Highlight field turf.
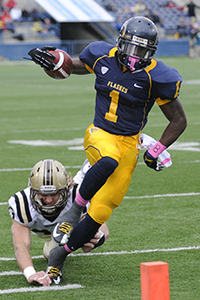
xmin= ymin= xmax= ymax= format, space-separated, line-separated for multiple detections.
xmin=0 ymin=56 xmax=200 ymax=299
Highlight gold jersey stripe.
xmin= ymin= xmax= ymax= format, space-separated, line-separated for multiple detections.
xmin=155 ymin=98 xmax=171 ymax=106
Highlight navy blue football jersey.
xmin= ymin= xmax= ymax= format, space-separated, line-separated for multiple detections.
xmin=79 ymin=41 xmax=182 ymax=136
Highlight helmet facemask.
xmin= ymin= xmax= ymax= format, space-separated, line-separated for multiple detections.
xmin=29 ymin=159 xmax=70 ymax=218
xmin=30 ymin=186 xmax=69 ymax=218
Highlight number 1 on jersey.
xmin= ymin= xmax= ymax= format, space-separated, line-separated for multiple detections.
xmin=105 ymin=90 xmax=119 ymax=123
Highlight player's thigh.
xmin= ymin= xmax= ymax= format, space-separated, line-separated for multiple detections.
xmin=84 ymin=124 xmax=121 ymax=165
xmin=88 ymin=142 xmax=139 ymax=224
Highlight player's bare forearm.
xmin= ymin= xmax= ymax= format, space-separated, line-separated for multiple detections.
xmin=72 ymin=58 xmax=90 ymax=74
xmin=159 ymin=97 xmax=187 ymax=147
xmin=11 ymin=220 xmax=52 ymax=285
xmin=11 ymin=220 xmax=33 ymax=271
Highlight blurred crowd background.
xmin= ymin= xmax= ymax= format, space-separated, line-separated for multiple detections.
xmin=0 ymin=0 xmax=200 ymax=52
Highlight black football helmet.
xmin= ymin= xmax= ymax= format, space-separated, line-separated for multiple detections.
xmin=116 ymin=16 xmax=158 ymax=71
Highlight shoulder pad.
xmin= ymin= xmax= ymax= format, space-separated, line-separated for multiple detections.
xmin=151 ymin=60 xmax=182 ymax=84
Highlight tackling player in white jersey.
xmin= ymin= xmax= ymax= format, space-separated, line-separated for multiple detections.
xmin=8 ymin=159 xmax=109 ymax=286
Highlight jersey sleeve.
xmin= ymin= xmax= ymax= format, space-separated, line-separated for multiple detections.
xmin=150 ymin=60 xmax=182 ymax=105
xmin=8 ymin=188 xmax=34 ymax=227
xmin=79 ymin=41 xmax=114 ymax=72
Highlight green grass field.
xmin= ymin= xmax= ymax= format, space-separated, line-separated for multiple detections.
xmin=0 ymin=56 xmax=200 ymax=299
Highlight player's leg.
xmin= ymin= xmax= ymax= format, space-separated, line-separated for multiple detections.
xmin=87 ymin=133 xmax=140 ymax=224
xmin=43 ymin=237 xmax=59 ymax=261
xmin=75 ymin=124 xmax=121 ymax=207
xmin=53 ymin=124 xmax=121 ymax=245
xmin=66 ymin=133 xmax=140 ymax=249
xmin=63 ymin=125 xmax=123 ymax=247
xmin=31 ymin=232 xmax=58 ymax=261
xmin=48 ymin=132 xmax=139 ymax=282
xmin=54 ymin=131 xmax=139 ymax=248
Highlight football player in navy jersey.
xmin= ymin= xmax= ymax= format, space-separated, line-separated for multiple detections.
xmin=28 ymin=16 xmax=187 ymax=282
xmin=8 ymin=159 xmax=109 ymax=286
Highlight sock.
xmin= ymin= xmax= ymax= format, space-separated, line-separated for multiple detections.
xmin=66 ymin=214 xmax=101 ymax=251
xmin=61 ymin=201 xmax=85 ymax=228
xmin=47 ymin=246 xmax=68 ymax=270
xmin=64 ymin=244 xmax=72 ymax=253
xmin=75 ymin=191 xmax=89 ymax=207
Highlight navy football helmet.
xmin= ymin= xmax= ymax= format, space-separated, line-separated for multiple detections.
xmin=117 ymin=16 xmax=158 ymax=71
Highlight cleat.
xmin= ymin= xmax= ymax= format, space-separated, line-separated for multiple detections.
xmin=46 ymin=266 xmax=62 ymax=285
xmin=53 ymin=222 xmax=73 ymax=245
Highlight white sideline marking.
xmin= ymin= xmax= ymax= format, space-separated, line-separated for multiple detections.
xmin=69 ymin=245 xmax=200 ymax=256
xmin=0 ymin=165 xmax=82 ymax=172
xmin=184 ymin=79 xmax=200 ymax=85
xmin=1 ymin=245 xmax=200 ymax=262
xmin=124 ymin=192 xmax=200 ymax=199
xmin=0 ymin=159 xmax=199 ymax=173
xmin=7 ymin=140 xmax=200 ymax=152
xmin=8 ymin=138 xmax=84 ymax=147
xmin=0 ymin=284 xmax=84 ymax=294
xmin=1 ymin=127 xmax=83 ymax=134
xmin=1 ymin=192 xmax=200 ymax=206
xmin=0 ymin=246 xmax=199 ymax=294
xmin=1 ymin=120 xmax=199 ymax=135
xmin=0 ymin=271 xmax=22 ymax=276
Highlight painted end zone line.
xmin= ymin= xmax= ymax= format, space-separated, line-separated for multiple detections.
xmin=0 ymin=284 xmax=84 ymax=294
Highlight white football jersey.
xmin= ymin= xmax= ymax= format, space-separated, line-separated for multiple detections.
xmin=8 ymin=160 xmax=91 ymax=238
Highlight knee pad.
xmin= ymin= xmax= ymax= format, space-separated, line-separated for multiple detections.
xmin=97 ymin=157 xmax=119 ymax=177
xmin=43 ymin=238 xmax=59 ymax=261
xmin=79 ymin=157 xmax=118 ymax=200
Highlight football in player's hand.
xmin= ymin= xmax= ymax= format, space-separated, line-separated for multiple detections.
xmin=44 ymin=49 xmax=73 ymax=79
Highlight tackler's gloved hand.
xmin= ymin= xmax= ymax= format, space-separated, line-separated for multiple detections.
xmin=25 ymin=46 xmax=57 ymax=71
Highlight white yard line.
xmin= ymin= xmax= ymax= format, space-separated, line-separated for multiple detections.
xmin=1 ymin=244 xmax=200 ymax=294
xmin=0 ymin=165 xmax=82 ymax=172
xmin=1 ymin=245 xmax=200 ymax=262
xmin=0 ymin=284 xmax=84 ymax=294
xmin=1 ymin=191 xmax=200 ymax=206
xmin=0 ymin=244 xmax=200 ymax=295
xmin=124 ymin=192 xmax=200 ymax=199
xmin=0 ymin=160 xmax=199 ymax=173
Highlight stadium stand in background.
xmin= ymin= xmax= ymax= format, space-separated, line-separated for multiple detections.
xmin=0 ymin=0 xmax=60 ymax=42
xmin=96 ymin=0 xmax=200 ymax=36
xmin=1 ymin=0 xmax=200 ymax=50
